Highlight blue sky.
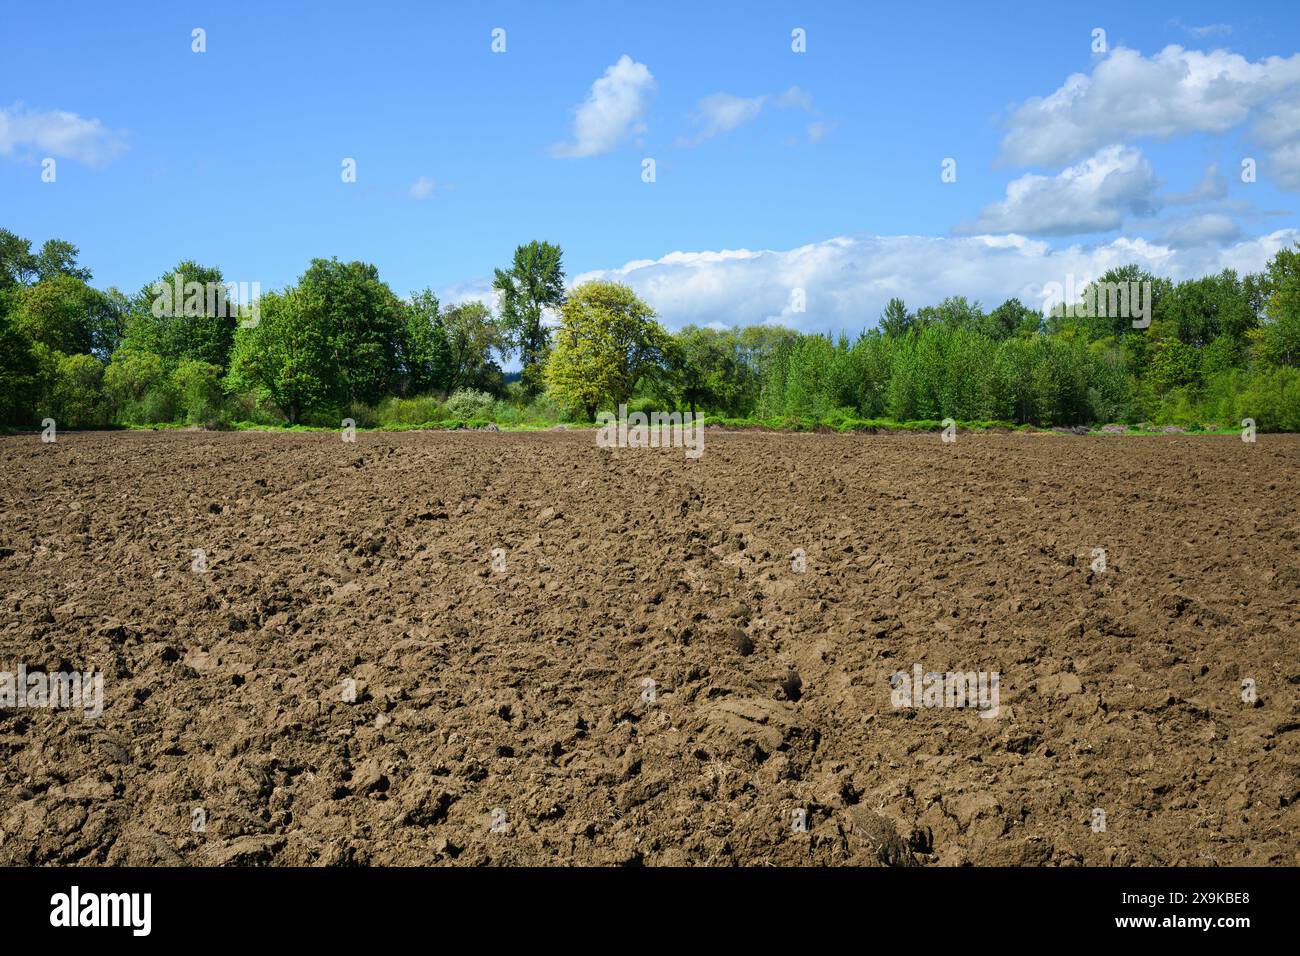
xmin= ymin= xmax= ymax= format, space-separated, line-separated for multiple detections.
xmin=3 ymin=0 xmax=1298 ymax=335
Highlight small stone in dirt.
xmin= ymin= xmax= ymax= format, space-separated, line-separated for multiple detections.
xmin=727 ymin=627 xmax=754 ymax=656
xmin=844 ymin=806 xmax=917 ymax=866
xmin=779 ymin=671 xmax=802 ymax=701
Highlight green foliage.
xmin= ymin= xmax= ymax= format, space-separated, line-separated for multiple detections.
xmin=0 ymin=310 xmax=41 ymax=425
xmin=122 ymin=261 xmax=237 ymax=369
xmin=493 ymin=241 xmax=565 ymax=396
xmin=544 ymin=281 xmax=671 ymax=419
xmin=298 ymin=257 xmax=406 ymax=406
xmin=171 ymin=359 xmax=225 ymax=425
xmin=1252 ymin=246 xmax=1300 ymax=367
xmin=226 ymin=289 xmax=331 ymax=424
xmin=49 ymin=352 xmax=108 ymax=428
xmin=2 ymin=226 xmax=1297 ymax=434
xmin=373 ymin=395 xmax=448 ymax=427
xmin=400 ymin=289 xmax=451 ymax=396
xmin=13 ymin=275 xmax=97 ymax=354
xmin=440 ymin=300 xmax=505 ymax=395
xmin=104 ymin=350 xmax=176 ymax=424
xmin=443 ymin=388 xmax=497 ymax=421
xmin=1153 ymin=367 xmax=1300 ymax=432
xmin=880 ymin=298 xmax=911 ymax=338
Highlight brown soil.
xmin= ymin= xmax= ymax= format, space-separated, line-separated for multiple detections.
xmin=1 ymin=430 xmax=1297 ymax=866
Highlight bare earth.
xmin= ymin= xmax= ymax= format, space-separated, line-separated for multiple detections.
xmin=1 ymin=429 xmax=1297 ymax=866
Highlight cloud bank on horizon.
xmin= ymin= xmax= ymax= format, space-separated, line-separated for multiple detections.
xmin=561 ymin=230 xmax=1300 ymax=334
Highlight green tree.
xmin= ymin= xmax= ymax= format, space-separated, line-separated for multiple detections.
xmin=12 ymin=275 xmax=97 ymax=354
xmin=122 ymin=261 xmax=238 ymax=369
xmin=399 ymin=289 xmax=452 ymax=396
xmin=34 ymin=239 xmax=92 ymax=283
xmin=0 ymin=311 xmax=41 ymax=425
xmin=1252 ymin=245 xmax=1300 ymax=367
xmin=985 ymin=298 xmax=1042 ymax=339
xmin=880 ymin=298 xmax=912 ymax=338
xmin=440 ymin=300 xmax=504 ymax=396
xmin=89 ymin=287 xmax=131 ymax=360
xmin=493 ymin=241 xmax=565 ymax=396
xmin=49 ymin=353 xmax=107 ymax=427
xmin=0 ymin=228 xmax=38 ymax=289
xmin=171 ymin=359 xmax=225 ymax=425
xmin=298 ymin=257 xmax=405 ymax=407
xmin=666 ymin=326 xmax=747 ymax=416
xmin=104 ymin=349 xmax=176 ymax=424
xmin=226 ymin=289 xmax=332 ymax=424
xmin=544 ymin=282 xmax=670 ymax=419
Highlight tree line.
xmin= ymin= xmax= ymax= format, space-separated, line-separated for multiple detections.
xmin=1 ymin=226 xmax=1297 ymax=432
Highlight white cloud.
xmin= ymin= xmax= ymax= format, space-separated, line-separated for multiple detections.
xmin=688 ymin=92 xmax=766 ymax=143
xmin=570 ymin=230 xmax=1299 ymax=333
xmin=550 ymin=55 xmax=655 ymax=158
xmin=436 ymin=278 xmax=497 ymax=311
xmin=1171 ymin=21 xmax=1233 ymax=39
xmin=1267 ymin=141 xmax=1300 ymax=191
xmin=1158 ymin=213 xmax=1243 ymax=246
xmin=408 ymin=176 xmax=439 ymax=200
xmin=678 ymin=86 xmax=818 ymax=146
xmin=959 ymin=146 xmax=1159 ymax=236
xmin=773 ymin=86 xmax=814 ymax=111
xmin=0 ymin=104 xmax=125 ymax=166
xmin=1000 ymin=46 xmax=1300 ymax=168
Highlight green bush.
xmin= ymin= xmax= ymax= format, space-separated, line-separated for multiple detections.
xmin=374 ymin=395 xmax=447 ymax=426
xmin=1154 ymin=367 xmax=1300 ymax=432
xmin=50 ymin=352 xmax=108 ymax=428
xmin=170 ymin=359 xmax=224 ymax=425
xmin=104 ymin=350 xmax=176 ymax=424
xmin=444 ymin=388 xmax=496 ymax=421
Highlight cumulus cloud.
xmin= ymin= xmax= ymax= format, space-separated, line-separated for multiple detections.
xmin=550 ymin=55 xmax=655 ymax=158
xmin=571 ymin=230 xmax=1299 ymax=333
xmin=0 ymin=104 xmax=126 ymax=165
xmin=1253 ymin=93 xmax=1300 ymax=189
xmin=999 ymin=46 xmax=1300 ymax=169
xmin=958 ymin=145 xmax=1159 ymax=236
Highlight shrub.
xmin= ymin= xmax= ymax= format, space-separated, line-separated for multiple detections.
xmin=104 ymin=350 xmax=176 ymax=424
xmin=444 ymin=388 xmax=496 ymax=421
xmin=50 ymin=352 xmax=108 ymax=428
xmin=170 ymin=359 xmax=224 ymax=425
xmin=374 ymin=395 xmax=447 ymax=426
